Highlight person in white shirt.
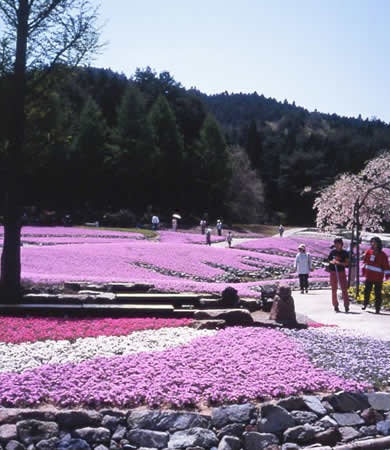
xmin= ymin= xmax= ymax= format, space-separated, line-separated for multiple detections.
xmin=294 ymin=244 xmax=313 ymax=293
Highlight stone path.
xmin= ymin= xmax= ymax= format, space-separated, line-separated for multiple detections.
xmin=293 ymin=289 xmax=390 ymax=341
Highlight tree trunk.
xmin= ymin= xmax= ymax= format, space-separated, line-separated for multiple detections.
xmin=0 ymin=0 xmax=29 ymax=301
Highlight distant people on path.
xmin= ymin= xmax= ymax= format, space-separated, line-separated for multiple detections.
xmin=327 ymin=238 xmax=350 ymax=313
xmin=217 ymin=219 xmax=223 ymax=236
xmin=172 ymin=218 xmax=177 ymax=232
xmin=151 ymin=215 xmax=160 ymax=230
xmin=279 ymin=224 xmax=284 ymax=237
xmin=226 ymin=231 xmax=233 ymax=248
xmin=206 ymin=228 xmax=212 ymax=246
xmin=294 ymin=244 xmax=313 ymax=294
xmin=200 ymin=219 xmax=207 ymax=234
xmin=362 ymin=236 xmax=390 ymax=314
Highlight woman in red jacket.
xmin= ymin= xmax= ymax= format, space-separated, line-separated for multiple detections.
xmin=362 ymin=237 xmax=390 ymax=314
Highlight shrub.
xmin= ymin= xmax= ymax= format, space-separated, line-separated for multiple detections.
xmin=348 ymin=281 xmax=390 ymax=309
xmin=102 ymin=209 xmax=137 ymax=228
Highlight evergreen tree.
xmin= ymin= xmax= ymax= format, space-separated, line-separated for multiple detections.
xmin=107 ymin=85 xmax=156 ymax=207
xmin=148 ymin=95 xmax=185 ymax=207
xmin=70 ymin=97 xmax=107 ymax=205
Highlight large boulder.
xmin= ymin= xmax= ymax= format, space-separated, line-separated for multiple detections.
xmin=212 ymin=404 xmax=257 ymax=428
xmin=127 ymin=411 xmax=210 ymax=432
xmin=168 ymin=428 xmax=218 ymax=449
xmin=16 ymin=421 xmax=58 ymax=446
xmin=194 ymin=309 xmax=253 ymax=326
xmin=257 ymin=404 xmax=295 ymax=434
xmin=243 ymin=431 xmax=279 ymax=450
xmin=55 ymin=411 xmax=102 ymax=429
xmin=127 ymin=429 xmax=169 ymax=449
xmin=269 ymin=284 xmax=297 ymax=325
xmin=220 ymin=287 xmax=239 ymax=308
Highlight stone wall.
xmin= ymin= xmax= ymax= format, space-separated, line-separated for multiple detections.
xmin=0 ymin=392 xmax=389 ymax=450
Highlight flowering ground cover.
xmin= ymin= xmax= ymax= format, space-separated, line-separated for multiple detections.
xmin=283 ymin=327 xmax=390 ymax=389
xmin=0 ymin=326 xmax=370 ymax=408
xmin=0 ymin=316 xmax=193 ymax=344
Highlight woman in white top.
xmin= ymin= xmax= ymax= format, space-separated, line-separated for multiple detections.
xmin=294 ymin=244 xmax=313 ymax=293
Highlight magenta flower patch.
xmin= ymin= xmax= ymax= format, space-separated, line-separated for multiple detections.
xmin=0 ymin=327 xmax=369 ymax=408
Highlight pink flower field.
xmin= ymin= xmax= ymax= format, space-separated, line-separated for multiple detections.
xmin=0 ymin=325 xmax=371 ymax=408
xmin=0 ymin=227 xmax=334 ymax=296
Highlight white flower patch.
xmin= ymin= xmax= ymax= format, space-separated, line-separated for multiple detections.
xmin=0 ymin=327 xmax=217 ymax=374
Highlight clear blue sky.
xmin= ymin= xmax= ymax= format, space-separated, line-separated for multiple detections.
xmin=93 ymin=0 xmax=390 ymax=122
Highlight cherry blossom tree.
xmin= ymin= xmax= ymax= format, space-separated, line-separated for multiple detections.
xmin=314 ymin=152 xmax=390 ymax=232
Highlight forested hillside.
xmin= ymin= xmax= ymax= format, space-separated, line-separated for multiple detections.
xmin=200 ymin=92 xmax=390 ymax=223
xmin=1 ymin=66 xmax=389 ymax=225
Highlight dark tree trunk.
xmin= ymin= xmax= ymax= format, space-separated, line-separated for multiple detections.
xmin=0 ymin=0 xmax=29 ymax=301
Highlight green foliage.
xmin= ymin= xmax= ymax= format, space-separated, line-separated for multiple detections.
xmin=348 ymin=281 xmax=390 ymax=309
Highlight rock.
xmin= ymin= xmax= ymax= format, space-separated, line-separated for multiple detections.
xmin=106 ymin=283 xmax=153 ymax=293
xmin=55 ymin=438 xmax=91 ymax=449
xmin=316 ymin=415 xmax=338 ymax=429
xmin=359 ymin=425 xmax=377 ymax=437
xmin=108 ymin=440 xmax=120 ymax=450
xmin=212 ymin=404 xmax=257 ymax=428
xmin=283 ymin=424 xmax=316 ymax=445
xmin=168 ymin=428 xmax=218 ymax=449
xmin=269 ymin=284 xmax=297 ymax=324
xmin=17 ymin=421 xmax=58 ymax=446
xmin=216 ymin=424 xmax=245 ymax=439
xmin=72 ymin=428 xmax=110 ymax=445
xmin=290 ymin=410 xmax=318 ymax=425
xmin=191 ymin=320 xmax=226 ymax=330
xmin=0 ymin=425 xmax=17 ymax=444
xmin=314 ymin=427 xmax=341 ymax=446
xmin=366 ymin=393 xmax=390 ymax=411
xmin=239 ymin=299 xmax=259 ymax=312
xmin=302 ymin=396 xmax=327 ymax=416
xmin=331 ymin=412 xmax=364 ymax=427
xmin=377 ymin=419 xmax=390 ymax=435
xmin=281 ymin=444 xmax=300 ymax=450
xmin=217 ymin=435 xmax=241 ymax=450
xmin=321 ymin=400 xmax=334 ymax=413
xmin=101 ymin=416 xmax=123 ymax=433
xmin=339 ymin=426 xmax=360 ymax=442
xmin=221 ymin=287 xmax=239 ymax=308
xmin=94 ymin=446 xmax=109 ymax=450
xmin=0 ymin=411 xmax=55 ymax=426
xmin=243 ymin=431 xmax=279 ymax=450
xmin=127 ymin=429 xmax=169 ymax=449
xmin=194 ymin=309 xmax=254 ymax=326
xmin=56 ymin=411 xmax=102 ymax=429
xmin=5 ymin=441 xmax=26 ymax=450
xmin=257 ymin=404 xmax=295 ymax=434
xmin=324 ymin=392 xmax=369 ymax=412
xmin=127 ymin=411 xmax=211 ymax=432
xmin=276 ymin=397 xmax=306 ymax=412
xmin=111 ymin=425 xmax=126 ymax=441
xmin=361 ymin=407 xmax=384 ymax=425
xmin=35 ymin=438 xmax=58 ymax=450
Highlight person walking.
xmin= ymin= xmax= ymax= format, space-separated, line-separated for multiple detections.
xmin=362 ymin=237 xmax=390 ymax=314
xmin=226 ymin=231 xmax=233 ymax=248
xmin=151 ymin=215 xmax=159 ymax=230
xmin=294 ymin=244 xmax=312 ymax=294
xmin=279 ymin=224 xmax=284 ymax=237
xmin=206 ymin=228 xmax=212 ymax=246
xmin=200 ymin=219 xmax=206 ymax=234
xmin=327 ymin=238 xmax=350 ymax=313
xmin=217 ymin=219 xmax=223 ymax=236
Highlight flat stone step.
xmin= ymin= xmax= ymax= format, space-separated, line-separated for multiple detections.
xmin=0 ymin=303 xmax=175 ymax=312
xmin=115 ymin=293 xmax=201 ymax=307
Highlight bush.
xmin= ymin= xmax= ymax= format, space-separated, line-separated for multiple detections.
xmin=348 ymin=281 xmax=390 ymax=309
xmin=101 ymin=209 xmax=137 ymax=228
